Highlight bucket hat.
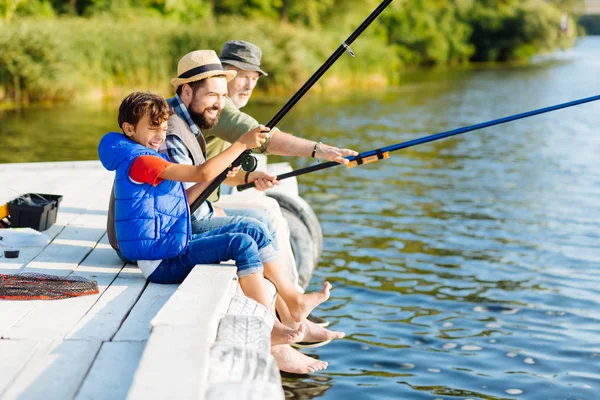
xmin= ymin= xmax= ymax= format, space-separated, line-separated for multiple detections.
xmin=219 ymin=40 xmax=268 ymax=76
xmin=170 ymin=50 xmax=236 ymax=88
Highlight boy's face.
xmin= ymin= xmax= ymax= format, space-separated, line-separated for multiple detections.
xmin=123 ymin=114 xmax=168 ymax=151
xmin=186 ymin=76 xmax=229 ymax=130
xmin=225 ymin=66 xmax=260 ymax=109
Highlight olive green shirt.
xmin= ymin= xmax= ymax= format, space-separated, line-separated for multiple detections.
xmin=205 ymin=98 xmax=272 ymax=202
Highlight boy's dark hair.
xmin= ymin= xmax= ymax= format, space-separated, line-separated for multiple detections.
xmin=118 ymin=91 xmax=173 ymax=131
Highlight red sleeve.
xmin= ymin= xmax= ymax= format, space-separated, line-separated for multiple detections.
xmin=129 ymin=156 xmax=171 ymax=186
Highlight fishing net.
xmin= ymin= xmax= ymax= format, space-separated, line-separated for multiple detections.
xmin=0 ymin=273 xmax=99 ymax=300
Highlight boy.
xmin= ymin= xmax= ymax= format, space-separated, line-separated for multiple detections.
xmin=98 ymin=91 xmax=332 ymax=347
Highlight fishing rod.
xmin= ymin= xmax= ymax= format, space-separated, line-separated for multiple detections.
xmin=190 ymin=0 xmax=394 ymax=213
xmin=236 ymin=94 xmax=600 ymax=191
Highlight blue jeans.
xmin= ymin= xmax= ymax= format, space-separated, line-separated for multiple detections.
xmin=192 ymin=207 xmax=279 ymax=251
xmin=148 ymin=220 xmax=278 ymax=284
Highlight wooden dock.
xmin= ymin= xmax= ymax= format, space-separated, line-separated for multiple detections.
xmin=0 ymin=161 xmax=283 ymax=400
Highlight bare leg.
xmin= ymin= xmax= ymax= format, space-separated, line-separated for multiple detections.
xmin=263 ymin=260 xmax=331 ymax=323
xmin=272 ymin=345 xmax=328 ymax=374
xmin=276 ymin=297 xmax=345 ymax=342
xmin=239 ymin=273 xmax=305 ymax=345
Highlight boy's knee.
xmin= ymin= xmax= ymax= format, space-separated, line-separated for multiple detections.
xmin=237 ymin=220 xmax=270 ymax=239
xmin=229 ymin=232 xmax=258 ymax=253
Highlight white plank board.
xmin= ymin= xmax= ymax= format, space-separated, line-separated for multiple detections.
xmin=3 ymin=233 xmax=118 ymax=340
xmin=0 ymin=302 xmax=38 ymax=338
xmin=113 ymin=283 xmax=178 ymax=342
xmin=0 ymin=168 xmax=112 ymax=274
xmin=207 ymin=381 xmax=284 ymax=400
xmin=126 ymin=325 xmax=211 ymax=400
xmin=0 ymin=340 xmax=39 ymax=395
xmin=18 ymin=225 xmax=107 ymax=276
xmin=0 ymin=169 xmax=114 ymax=335
xmin=1 ymin=339 xmax=102 ymax=400
xmin=151 ymin=266 xmax=237 ymax=329
xmin=0 ymin=224 xmax=64 ymax=274
xmin=66 ymin=266 xmax=144 ymax=341
xmin=75 ymin=341 xmax=146 ymax=400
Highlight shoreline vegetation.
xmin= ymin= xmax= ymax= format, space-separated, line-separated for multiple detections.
xmin=0 ymin=0 xmax=582 ymax=108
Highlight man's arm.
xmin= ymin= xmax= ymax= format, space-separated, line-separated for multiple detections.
xmin=210 ymin=99 xmax=358 ymax=164
xmin=265 ymin=129 xmax=357 ymax=164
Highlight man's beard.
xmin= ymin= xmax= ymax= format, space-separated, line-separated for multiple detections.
xmin=189 ymin=106 xmax=221 ymax=130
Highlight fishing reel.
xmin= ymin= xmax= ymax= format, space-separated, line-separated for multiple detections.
xmin=240 ymin=153 xmax=258 ymax=172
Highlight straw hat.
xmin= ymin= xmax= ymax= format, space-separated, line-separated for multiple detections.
xmin=170 ymin=50 xmax=237 ymax=88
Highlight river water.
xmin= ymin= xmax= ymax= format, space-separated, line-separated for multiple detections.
xmin=1 ymin=37 xmax=599 ymax=400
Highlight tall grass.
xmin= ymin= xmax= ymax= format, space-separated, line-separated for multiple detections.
xmin=0 ymin=1 xmax=578 ymax=107
xmin=0 ymin=16 xmax=394 ymax=106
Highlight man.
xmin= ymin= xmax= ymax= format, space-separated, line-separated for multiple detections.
xmin=209 ymin=40 xmax=353 ymax=372
xmin=162 ymin=48 xmax=346 ymax=374
xmin=207 ymin=40 xmax=357 ymax=288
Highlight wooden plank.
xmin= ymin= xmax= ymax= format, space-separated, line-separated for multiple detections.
xmin=66 ymin=267 xmax=144 ymax=341
xmin=1 ymin=339 xmax=102 ymax=400
xmin=0 ymin=302 xmax=38 ymax=338
xmin=0 ymin=340 xmax=39 ymax=396
xmin=0 ymin=225 xmax=64 ymax=274
xmin=75 ymin=341 xmax=146 ymax=400
xmin=17 ymin=225 xmax=106 ymax=276
xmin=0 ymin=168 xmax=114 ymax=336
xmin=207 ymin=382 xmax=284 ymax=400
xmin=126 ymin=325 xmax=211 ymax=400
xmin=4 ymin=235 xmax=125 ymax=340
xmin=151 ymin=266 xmax=237 ymax=329
xmin=128 ymin=267 xmax=237 ymax=400
xmin=113 ymin=283 xmax=178 ymax=342
xmin=0 ymin=169 xmax=112 ymax=274
xmin=0 ymin=161 xmax=102 ymax=172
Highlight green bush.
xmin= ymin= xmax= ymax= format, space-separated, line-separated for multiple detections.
xmin=0 ymin=15 xmax=395 ymax=104
xmin=0 ymin=0 xmax=582 ymax=105
xmin=0 ymin=21 xmax=72 ymax=103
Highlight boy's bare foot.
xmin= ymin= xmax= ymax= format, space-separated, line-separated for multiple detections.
xmin=271 ymin=320 xmax=305 ymax=346
xmin=288 ymin=282 xmax=332 ymax=323
xmin=302 ymin=319 xmax=345 ymax=342
xmin=272 ymin=345 xmax=328 ymax=374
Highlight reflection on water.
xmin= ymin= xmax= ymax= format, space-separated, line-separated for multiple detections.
xmin=2 ymin=37 xmax=600 ymax=400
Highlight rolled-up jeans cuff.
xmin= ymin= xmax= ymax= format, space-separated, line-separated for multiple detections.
xmin=237 ymin=265 xmax=264 ymax=278
xmin=259 ymin=244 xmax=279 ymax=264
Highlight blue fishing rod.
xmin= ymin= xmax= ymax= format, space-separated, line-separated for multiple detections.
xmin=236 ymin=94 xmax=600 ymax=191
xmin=189 ymin=0 xmax=394 ymax=213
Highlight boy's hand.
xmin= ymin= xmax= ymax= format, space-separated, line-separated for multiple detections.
xmin=226 ymin=165 xmax=241 ymax=178
xmin=238 ymin=125 xmax=270 ymax=150
xmin=247 ymin=171 xmax=279 ymax=191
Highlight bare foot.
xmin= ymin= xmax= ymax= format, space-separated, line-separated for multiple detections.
xmin=272 ymin=345 xmax=328 ymax=374
xmin=288 ymin=282 xmax=332 ymax=323
xmin=271 ymin=320 xmax=305 ymax=346
xmin=302 ymin=319 xmax=345 ymax=342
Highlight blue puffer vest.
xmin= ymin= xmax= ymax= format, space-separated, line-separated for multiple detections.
xmin=98 ymin=132 xmax=190 ymax=261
